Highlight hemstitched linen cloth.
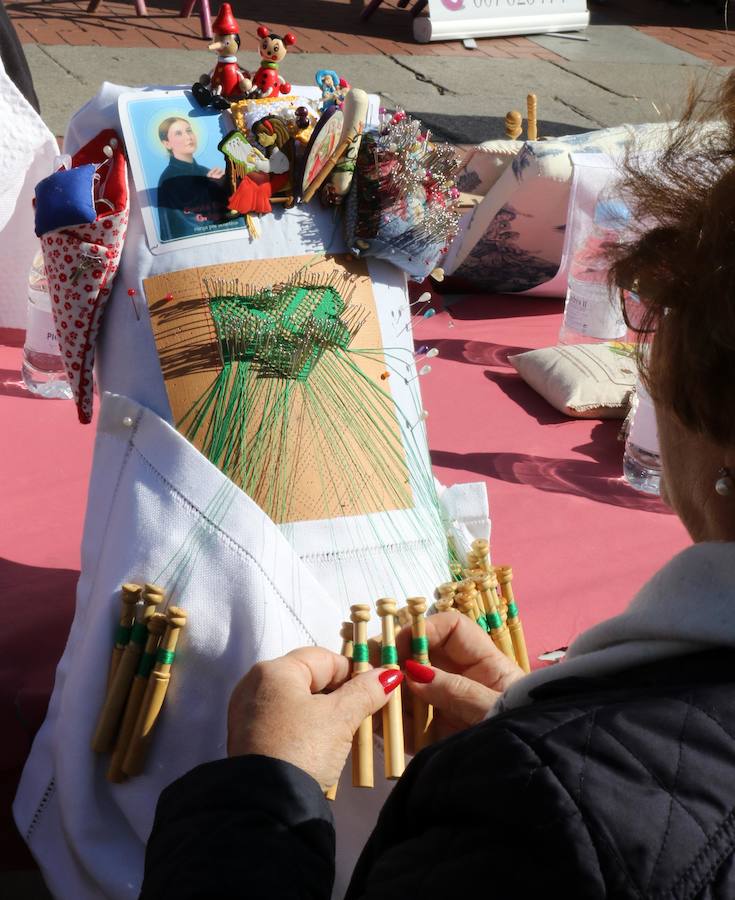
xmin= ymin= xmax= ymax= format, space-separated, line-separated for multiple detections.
xmin=13 ymin=84 xmax=490 ymax=900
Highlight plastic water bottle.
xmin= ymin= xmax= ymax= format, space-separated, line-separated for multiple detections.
xmin=623 ymin=379 xmax=661 ymax=495
xmin=21 ymin=250 xmax=73 ymax=399
xmin=559 ymin=198 xmax=629 ymax=345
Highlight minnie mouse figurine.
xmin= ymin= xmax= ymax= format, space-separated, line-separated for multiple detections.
xmin=248 ymin=26 xmax=296 ymax=99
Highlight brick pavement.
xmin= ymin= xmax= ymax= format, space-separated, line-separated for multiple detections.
xmin=10 ymin=0 xmax=735 ymax=65
xmin=5 ymin=0 xmax=564 ymax=59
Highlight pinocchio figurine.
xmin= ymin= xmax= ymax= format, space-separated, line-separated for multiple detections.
xmin=248 ymin=26 xmax=296 ymax=99
xmin=192 ymin=3 xmax=249 ymax=110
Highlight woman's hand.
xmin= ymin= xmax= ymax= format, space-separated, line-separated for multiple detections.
xmin=227 ymin=647 xmax=402 ymax=790
xmin=396 ymin=611 xmax=526 ymax=742
xmin=207 ymin=166 xmax=225 ymax=180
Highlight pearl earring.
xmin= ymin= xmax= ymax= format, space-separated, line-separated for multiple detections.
xmin=715 ymin=467 xmax=735 ymax=497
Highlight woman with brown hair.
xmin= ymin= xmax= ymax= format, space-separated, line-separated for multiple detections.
xmin=141 ymin=76 xmax=735 ymax=898
xmin=227 ymin=115 xmax=292 ymax=216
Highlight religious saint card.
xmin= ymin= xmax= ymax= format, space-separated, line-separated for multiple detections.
xmin=118 ymin=89 xmax=248 ymax=253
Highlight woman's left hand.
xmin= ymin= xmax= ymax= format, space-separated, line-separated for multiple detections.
xmin=227 ymin=647 xmax=402 ymax=790
xmin=207 ymin=166 xmax=225 ymax=180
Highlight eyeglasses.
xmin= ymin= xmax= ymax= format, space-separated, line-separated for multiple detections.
xmin=620 ymin=284 xmax=657 ymax=335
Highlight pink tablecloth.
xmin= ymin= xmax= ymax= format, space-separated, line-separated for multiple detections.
xmin=0 ymin=295 xmax=689 ymax=865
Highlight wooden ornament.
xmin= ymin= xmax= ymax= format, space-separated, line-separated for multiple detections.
xmin=106 ymin=612 xmax=167 ymax=783
xmin=505 ymin=110 xmax=523 ymax=141
xmin=407 ymin=596 xmax=433 ymax=752
xmin=107 ymin=583 xmax=141 ymax=688
xmin=122 ymin=606 xmax=187 ymax=776
xmin=527 ymin=94 xmax=538 ymax=142
xmin=376 ymin=598 xmax=405 ymax=780
xmin=92 ymin=586 xmax=164 ymax=754
xmin=350 ymin=604 xmax=374 ymax=788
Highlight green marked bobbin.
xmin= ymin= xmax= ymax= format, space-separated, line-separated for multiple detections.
xmin=381 ymin=645 xmax=398 ymax=666
xmin=411 ymin=636 xmax=429 ymax=656
xmin=353 ymin=643 xmax=369 ymax=663
xmin=114 ymin=624 xmax=132 ymax=646
xmin=487 ymin=611 xmax=503 ymax=631
xmin=508 ymin=601 xmax=519 ymax=619
xmin=156 ymin=648 xmax=176 ymax=666
xmin=130 ymin=622 xmax=148 ymax=645
xmin=477 ymin=615 xmax=488 ymax=632
xmin=137 ymin=652 xmax=156 ymax=679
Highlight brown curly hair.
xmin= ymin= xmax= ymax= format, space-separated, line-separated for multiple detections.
xmin=609 ymin=74 xmax=735 ymax=446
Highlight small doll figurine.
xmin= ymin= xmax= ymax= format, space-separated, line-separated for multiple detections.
xmin=248 ymin=26 xmax=296 ymax=99
xmin=227 ymin=116 xmax=293 ymax=218
xmin=315 ymin=70 xmax=351 ymax=112
xmin=192 ymin=3 xmax=249 ymax=110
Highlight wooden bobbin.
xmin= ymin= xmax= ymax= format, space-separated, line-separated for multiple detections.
xmin=496 ymin=566 xmax=515 ymax=605
xmin=507 ymin=607 xmax=531 ymax=674
xmin=122 ymin=606 xmax=187 ymax=776
xmin=339 ymin=621 xmax=354 ymax=659
xmin=92 ymin=587 xmax=164 ymax=754
xmin=454 ymin=591 xmax=476 ymax=622
xmin=527 ymin=94 xmax=538 ymax=141
xmin=396 ymin=606 xmax=412 ymax=631
xmin=107 ymin=613 xmax=167 ymax=783
xmin=107 ymin=583 xmax=142 ymax=689
xmin=377 ymin=598 xmax=405 ymax=780
xmin=325 ymin=622 xmax=357 ymax=801
xmin=407 ymin=597 xmax=434 ymax=752
xmin=471 ymin=538 xmax=492 ymax=574
xmin=487 ymin=609 xmax=516 ymax=663
xmin=350 ymin=604 xmax=374 ymax=788
xmin=505 ymin=110 xmax=523 ymax=140
xmin=476 ymin=574 xmax=499 ymax=619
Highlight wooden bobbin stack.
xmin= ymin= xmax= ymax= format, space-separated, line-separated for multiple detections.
xmin=92 ymin=582 xmax=187 ymax=781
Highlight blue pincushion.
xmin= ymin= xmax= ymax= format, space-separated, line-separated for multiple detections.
xmin=34 ymin=164 xmax=97 ymax=237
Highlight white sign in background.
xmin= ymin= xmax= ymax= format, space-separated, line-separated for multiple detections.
xmin=415 ymin=0 xmax=589 ymax=43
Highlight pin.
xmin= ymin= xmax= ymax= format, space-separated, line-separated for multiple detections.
xmin=128 ymin=288 xmax=140 ymax=322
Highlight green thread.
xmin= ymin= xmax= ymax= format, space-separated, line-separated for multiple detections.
xmin=381 ymin=645 xmax=398 ymax=666
xmin=137 ymin=651 xmax=156 ymax=679
xmin=114 ymin=624 xmax=132 ymax=646
xmin=411 ymin=636 xmax=429 ymax=656
xmin=157 ymin=648 xmax=176 ymax=665
xmin=476 ymin=615 xmax=488 ymax=632
xmin=507 ymin=602 xmax=519 ymax=619
xmin=487 ymin=612 xmax=502 ymax=631
xmin=353 ymin=643 xmax=369 ymax=663
xmin=130 ymin=622 xmax=148 ymax=645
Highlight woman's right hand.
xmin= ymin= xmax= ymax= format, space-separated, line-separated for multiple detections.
xmin=395 ymin=610 xmax=526 ymax=742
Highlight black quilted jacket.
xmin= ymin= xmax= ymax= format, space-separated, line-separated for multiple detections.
xmin=141 ymin=650 xmax=735 ymax=899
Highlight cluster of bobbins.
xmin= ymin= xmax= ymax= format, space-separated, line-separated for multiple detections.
xmin=326 ymin=541 xmax=529 ymax=798
xmin=91 ymin=583 xmax=186 ymax=782
xmin=437 ymin=538 xmax=530 ymax=675
xmin=326 ymin=597 xmax=433 ymax=798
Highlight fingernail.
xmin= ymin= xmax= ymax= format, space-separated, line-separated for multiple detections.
xmin=405 ymin=658 xmax=436 ymax=683
xmin=379 ymin=669 xmax=404 ymax=694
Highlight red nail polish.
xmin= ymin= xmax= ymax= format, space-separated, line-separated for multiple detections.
xmin=405 ymin=658 xmax=435 ymax=684
xmin=379 ymin=669 xmax=404 ymax=694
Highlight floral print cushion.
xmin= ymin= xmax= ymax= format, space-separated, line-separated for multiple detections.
xmin=444 ymin=123 xmax=670 ymax=295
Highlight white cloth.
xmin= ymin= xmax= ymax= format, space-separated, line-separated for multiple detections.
xmin=498 ymin=541 xmax=735 ymax=712
xmin=0 ymin=57 xmax=58 ymax=328
xmin=14 ymin=84 xmax=491 ymax=900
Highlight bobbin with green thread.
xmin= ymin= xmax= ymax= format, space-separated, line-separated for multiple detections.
xmin=377 ymin=597 xmax=405 ymax=779
xmin=350 ymin=603 xmax=374 ymax=788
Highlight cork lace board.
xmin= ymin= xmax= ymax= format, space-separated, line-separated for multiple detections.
xmin=144 ymin=254 xmax=412 ymax=524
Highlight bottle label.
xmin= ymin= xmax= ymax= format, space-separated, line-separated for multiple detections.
xmin=563 ymin=283 xmax=627 ymax=341
xmin=629 ymin=382 xmax=660 ymax=453
xmin=25 ymin=303 xmax=61 ymax=356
